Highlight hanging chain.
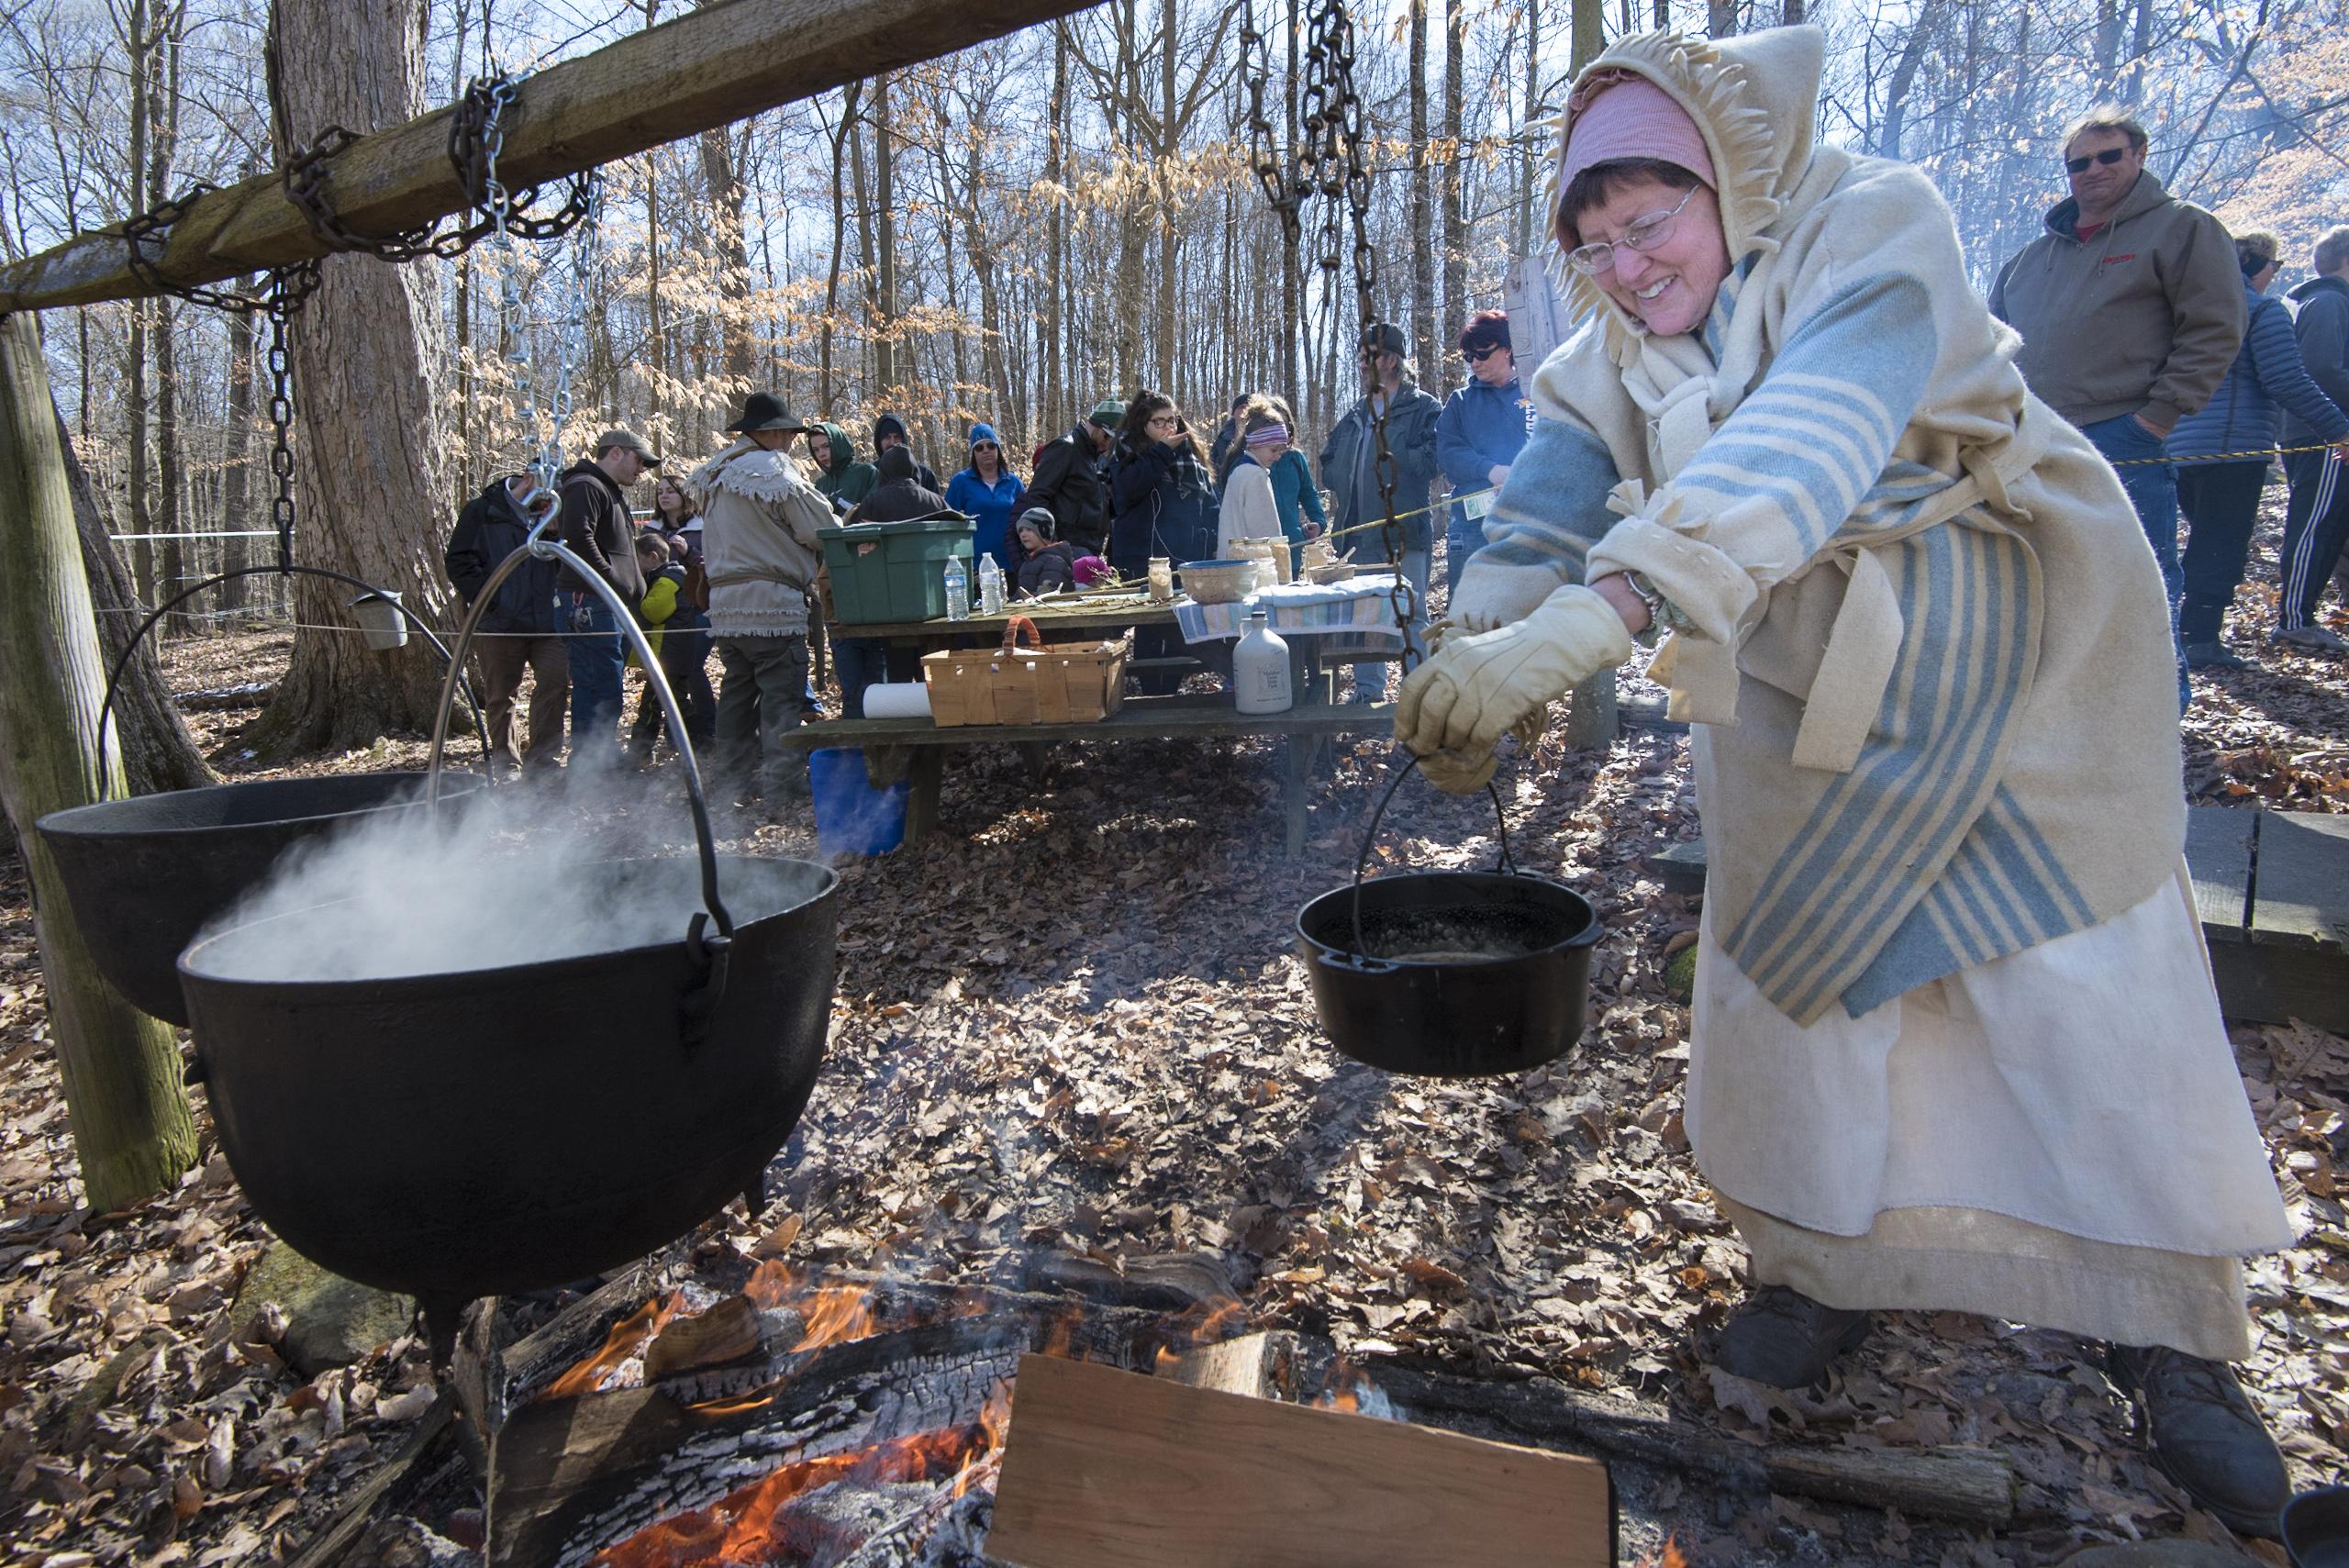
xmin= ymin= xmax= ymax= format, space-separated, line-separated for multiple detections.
xmin=1241 ymin=3 xmax=1304 ymax=245
xmin=1295 ymin=0 xmax=1411 ymax=663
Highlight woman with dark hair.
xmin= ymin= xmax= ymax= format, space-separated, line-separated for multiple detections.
xmin=1107 ymin=390 xmax=1218 ymax=581
xmin=2167 ymin=230 xmax=2349 ymax=670
xmin=1436 ymin=308 xmax=1532 ymax=594
xmin=945 ymin=423 xmax=1028 ymax=568
xmin=1397 ymin=28 xmax=2293 ymax=1533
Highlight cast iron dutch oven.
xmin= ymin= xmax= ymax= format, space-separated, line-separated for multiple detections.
xmin=175 ymin=852 xmax=838 ymax=1313
xmin=1298 ymin=754 xmax=1602 ymax=1077
xmin=37 ymin=772 xmax=489 ymax=1027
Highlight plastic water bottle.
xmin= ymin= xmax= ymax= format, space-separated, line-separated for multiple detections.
xmin=942 ymin=555 xmax=970 ymax=621
xmin=977 ymin=552 xmax=1005 ymax=617
xmin=1233 ymin=607 xmax=1293 ymax=714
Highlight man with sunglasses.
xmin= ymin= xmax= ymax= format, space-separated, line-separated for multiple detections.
xmin=1991 ymin=108 xmax=2244 ymax=703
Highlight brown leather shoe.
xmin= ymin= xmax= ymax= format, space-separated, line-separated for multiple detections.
xmin=1714 ymin=1285 xmax=1872 ymax=1388
xmin=2108 ymin=1343 xmax=2289 ymax=1538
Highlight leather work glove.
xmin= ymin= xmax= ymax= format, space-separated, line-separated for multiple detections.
xmin=1394 ymin=584 xmax=1634 ymax=769
xmin=1446 ymin=559 xmax=1565 ymax=633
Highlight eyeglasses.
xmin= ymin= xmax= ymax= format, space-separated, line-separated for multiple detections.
xmin=1464 ymin=343 xmax=1508 ymax=362
xmin=1147 ymin=414 xmax=1180 ymax=428
xmin=1565 ymin=185 xmax=1698 ymax=276
xmin=2065 ymin=146 xmax=2131 ymax=174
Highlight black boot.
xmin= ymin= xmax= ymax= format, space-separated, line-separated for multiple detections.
xmin=2108 ymin=1344 xmax=2288 ymax=1538
xmin=1714 ymin=1285 xmax=1872 ymax=1388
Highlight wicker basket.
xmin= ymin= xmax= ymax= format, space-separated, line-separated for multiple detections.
xmin=922 ymin=616 xmax=1131 ymax=728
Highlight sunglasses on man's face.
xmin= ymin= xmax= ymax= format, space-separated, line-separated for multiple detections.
xmin=2065 ymin=146 xmax=2131 ymax=174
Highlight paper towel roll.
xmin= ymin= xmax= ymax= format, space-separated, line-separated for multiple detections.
xmin=863 ymin=682 xmax=933 ymax=720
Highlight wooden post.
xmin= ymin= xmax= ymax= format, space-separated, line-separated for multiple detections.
xmin=0 ymin=315 xmax=199 ymax=1210
xmin=1561 ymin=668 xmax=1617 ymax=750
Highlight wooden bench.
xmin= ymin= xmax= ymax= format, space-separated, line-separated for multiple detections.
xmin=1644 ymin=806 xmax=2349 ymax=1031
xmin=777 ymin=693 xmax=1396 ymax=854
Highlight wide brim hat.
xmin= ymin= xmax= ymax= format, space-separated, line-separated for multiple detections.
xmin=725 ymin=392 xmax=807 ymax=435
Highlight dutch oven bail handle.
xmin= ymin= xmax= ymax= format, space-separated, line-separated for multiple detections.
xmin=424 ymin=515 xmax=737 ymax=1044
xmin=95 ymin=565 xmax=496 ymax=805
xmin=1340 ymin=751 xmax=1519 ymax=973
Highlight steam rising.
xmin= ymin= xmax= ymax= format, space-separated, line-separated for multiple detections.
xmin=183 ymin=773 xmax=808 ymax=984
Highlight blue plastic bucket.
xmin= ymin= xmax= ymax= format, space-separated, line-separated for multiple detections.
xmin=808 ymin=748 xmax=910 ymax=856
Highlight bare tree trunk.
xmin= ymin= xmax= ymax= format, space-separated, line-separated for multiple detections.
xmin=1408 ymin=0 xmax=1435 ymax=376
xmin=1520 ymin=0 xmax=1542 ymax=254
xmin=0 ymin=315 xmax=200 ymax=1212
xmin=821 ymin=83 xmax=860 ymax=410
xmin=1441 ymin=0 xmax=1465 ymax=390
xmin=219 ymin=277 xmax=256 ymax=612
xmin=874 ymin=72 xmax=899 ymax=396
xmin=2125 ymin=0 xmax=2151 ymax=106
xmin=700 ymin=127 xmax=755 ymax=386
xmin=1155 ymin=0 xmax=1179 ymax=394
xmin=60 ymin=410 xmax=212 ymax=795
xmin=2093 ymin=0 xmax=2121 ymax=98
xmin=249 ymin=0 xmax=456 ymax=758
xmin=1044 ymin=25 xmax=1069 ymax=428
xmin=1878 ymin=0 xmax=1943 ymax=159
xmin=1572 ymin=0 xmax=1603 ymax=70
xmin=847 ymin=99 xmax=877 ymax=399
xmin=1708 ymin=0 xmax=1737 ymax=38
xmin=1782 ymin=0 xmax=1802 ymax=24
xmin=126 ymin=0 xmax=158 ymax=610
xmin=153 ymin=9 xmax=189 ymax=634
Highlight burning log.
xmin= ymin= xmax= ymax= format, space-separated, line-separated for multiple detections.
xmin=490 ymin=1273 xmax=1177 ymax=1567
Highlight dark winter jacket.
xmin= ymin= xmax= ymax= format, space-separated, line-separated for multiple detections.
xmin=1108 ymin=437 xmax=1219 ymax=580
xmin=810 ymin=422 xmax=879 ymax=514
xmin=1987 ymin=170 xmax=2244 ymax=431
xmin=1015 ymin=540 xmax=1078 ymax=598
xmin=1435 ymin=375 xmax=1532 ymax=533
xmin=847 ymin=445 xmax=951 ymax=525
xmin=1208 ymin=416 xmax=1240 ymax=486
xmin=872 ymin=415 xmax=941 ymax=492
xmin=2282 ymin=274 xmax=2349 ymax=449
xmin=1319 ymin=380 xmax=1444 ymax=552
xmin=555 ymin=459 xmax=645 ymax=600
xmin=1026 ymin=425 xmax=1114 ymax=556
xmin=2167 ymin=278 xmax=2349 ymax=462
xmin=445 ymin=477 xmax=563 ymax=634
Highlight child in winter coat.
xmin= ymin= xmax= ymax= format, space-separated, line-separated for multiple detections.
xmin=627 ymin=531 xmax=692 ymax=762
xmin=1012 ymin=508 xmax=1078 ymax=597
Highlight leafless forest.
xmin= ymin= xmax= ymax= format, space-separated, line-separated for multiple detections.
xmin=4 ymin=0 xmax=2346 ymax=633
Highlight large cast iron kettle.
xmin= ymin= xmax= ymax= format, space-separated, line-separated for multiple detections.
xmin=37 ymin=772 xmax=488 ymax=1027
xmin=1297 ymin=754 xmax=1602 ymax=1077
xmin=175 ymin=852 xmax=838 ymax=1308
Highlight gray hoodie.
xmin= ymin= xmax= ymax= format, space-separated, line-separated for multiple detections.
xmin=1988 ymin=170 xmax=2244 ymax=432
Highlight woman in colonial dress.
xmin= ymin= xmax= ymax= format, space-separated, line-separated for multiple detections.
xmin=1396 ymin=26 xmax=2297 ymax=1534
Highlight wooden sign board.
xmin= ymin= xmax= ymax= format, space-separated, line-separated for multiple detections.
xmin=987 ymin=1353 xmax=1613 ymax=1567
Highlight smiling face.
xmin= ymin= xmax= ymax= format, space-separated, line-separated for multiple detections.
xmin=1575 ymin=175 xmax=1731 ymax=339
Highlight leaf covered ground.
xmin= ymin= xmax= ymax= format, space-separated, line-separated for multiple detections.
xmin=2 ymin=574 xmax=2344 ymax=1566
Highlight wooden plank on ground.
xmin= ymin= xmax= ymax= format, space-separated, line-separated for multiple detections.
xmin=2250 ymin=811 xmax=2349 ymax=951
xmin=985 ymin=1353 xmax=1612 ymax=1568
xmin=2186 ymin=805 xmax=2254 ymax=937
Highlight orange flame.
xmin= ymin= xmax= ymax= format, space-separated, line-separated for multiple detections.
xmin=545 ymin=1293 xmax=687 ymax=1400
xmin=742 ymin=1260 xmax=885 ymax=1355
xmin=593 ymin=1378 xmax=1016 ymax=1568
xmin=1636 ymin=1532 xmax=1689 ymax=1568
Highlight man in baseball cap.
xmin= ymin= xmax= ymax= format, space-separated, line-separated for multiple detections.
xmin=591 ymin=428 xmax=662 ymax=469
xmin=1028 ymin=397 xmax=1125 ymax=556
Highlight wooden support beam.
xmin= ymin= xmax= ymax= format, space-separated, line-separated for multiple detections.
xmin=0 ymin=0 xmax=1102 ymax=315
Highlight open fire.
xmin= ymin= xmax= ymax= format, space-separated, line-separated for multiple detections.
xmin=519 ymin=1262 xmax=1205 ymax=1568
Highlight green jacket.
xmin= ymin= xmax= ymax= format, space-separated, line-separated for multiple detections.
xmin=1988 ymin=171 xmax=2245 ymax=432
xmin=810 ymin=421 xmax=878 ymax=513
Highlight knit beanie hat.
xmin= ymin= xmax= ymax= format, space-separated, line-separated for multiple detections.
xmin=969 ymin=422 xmax=1002 ymax=453
xmin=1015 ymin=506 xmax=1056 ymax=540
xmin=1555 ymin=72 xmax=1716 ymax=243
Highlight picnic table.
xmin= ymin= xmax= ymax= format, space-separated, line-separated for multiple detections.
xmin=787 ymin=590 xmax=1406 ymax=853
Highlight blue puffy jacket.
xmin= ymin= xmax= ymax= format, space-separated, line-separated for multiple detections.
xmin=2167 ymin=279 xmax=2349 ymax=462
xmin=1435 ymin=376 xmax=1534 ymax=532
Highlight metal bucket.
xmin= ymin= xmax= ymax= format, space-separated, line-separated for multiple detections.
xmin=1297 ymin=755 xmax=1601 ymax=1077
xmin=35 ymin=772 xmax=488 ymax=1026
xmin=176 ymin=853 xmax=838 ymax=1308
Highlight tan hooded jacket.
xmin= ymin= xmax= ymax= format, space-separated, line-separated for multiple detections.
xmin=689 ymin=439 xmax=833 ymax=640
